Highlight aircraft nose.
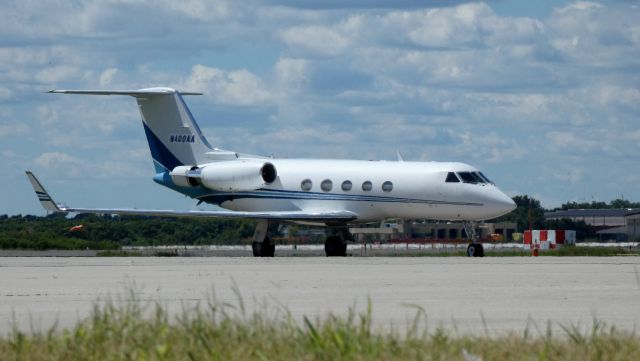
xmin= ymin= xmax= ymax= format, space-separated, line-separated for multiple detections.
xmin=493 ymin=189 xmax=516 ymax=216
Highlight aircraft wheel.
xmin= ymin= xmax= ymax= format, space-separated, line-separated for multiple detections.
xmin=466 ymin=243 xmax=475 ymax=257
xmin=466 ymin=243 xmax=484 ymax=257
xmin=325 ymin=235 xmax=347 ymax=257
xmin=252 ymin=237 xmax=275 ymax=257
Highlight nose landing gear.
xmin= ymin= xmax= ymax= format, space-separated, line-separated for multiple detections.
xmin=464 ymin=221 xmax=484 ymax=257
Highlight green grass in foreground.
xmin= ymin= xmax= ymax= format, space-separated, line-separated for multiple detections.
xmin=2 ymin=292 xmax=639 ymax=361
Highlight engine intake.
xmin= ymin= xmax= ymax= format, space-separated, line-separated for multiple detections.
xmin=261 ymin=162 xmax=277 ymax=183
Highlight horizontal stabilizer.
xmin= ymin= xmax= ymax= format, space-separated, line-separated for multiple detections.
xmin=25 ymin=172 xmax=357 ymax=222
xmin=47 ymin=88 xmax=202 ymax=96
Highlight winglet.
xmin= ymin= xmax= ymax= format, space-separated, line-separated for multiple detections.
xmin=25 ymin=171 xmax=64 ymax=213
xmin=396 ymin=150 xmax=404 ymax=162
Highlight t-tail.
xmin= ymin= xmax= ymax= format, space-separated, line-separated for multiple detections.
xmin=48 ymin=87 xmax=213 ymax=173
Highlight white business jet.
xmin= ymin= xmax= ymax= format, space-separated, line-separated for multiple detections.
xmin=27 ymin=87 xmax=515 ymax=257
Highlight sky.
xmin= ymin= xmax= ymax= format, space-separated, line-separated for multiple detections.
xmin=1 ymin=0 xmax=639 ymax=215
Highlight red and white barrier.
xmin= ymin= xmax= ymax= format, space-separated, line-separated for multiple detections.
xmin=524 ymin=229 xmax=576 ymax=253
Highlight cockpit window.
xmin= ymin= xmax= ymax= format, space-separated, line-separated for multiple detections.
xmin=445 ymin=172 xmax=460 ymax=183
xmin=479 ymin=172 xmax=493 ymax=184
xmin=457 ymin=172 xmax=476 ymax=183
xmin=471 ymin=172 xmax=485 ymax=184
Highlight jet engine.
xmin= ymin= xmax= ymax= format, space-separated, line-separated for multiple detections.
xmin=169 ymin=165 xmax=201 ymax=188
xmin=169 ymin=160 xmax=277 ymax=192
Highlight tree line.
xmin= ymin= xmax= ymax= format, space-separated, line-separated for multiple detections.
xmin=0 ymin=213 xmax=256 ymax=250
xmin=493 ymin=196 xmax=639 ymax=240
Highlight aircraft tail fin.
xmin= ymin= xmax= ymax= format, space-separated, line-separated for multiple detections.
xmin=49 ymin=87 xmax=213 ymax=173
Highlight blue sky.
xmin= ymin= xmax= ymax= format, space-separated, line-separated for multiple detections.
xmin=1 ymin=0 xmax=639 ymax=215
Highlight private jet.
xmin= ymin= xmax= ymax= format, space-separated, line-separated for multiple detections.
xmin=27 ymin=87 xmax=516 ymax=257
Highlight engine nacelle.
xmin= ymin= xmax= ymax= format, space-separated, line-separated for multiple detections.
xmin=199 ymin=160 xmax=277 ymax=192
xmin=169 ymin=165 xmax=201 ymax=187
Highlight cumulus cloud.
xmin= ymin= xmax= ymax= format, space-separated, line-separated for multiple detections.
xmin=278 ymin=26 xmax=350 ymax=56
xmin=181 ymin=65 xmax=273 ymax=106
xmin=0 ymin=123 xmax=29 ymax=138
xmin=2 ymin=0 xmax=640 ymax=213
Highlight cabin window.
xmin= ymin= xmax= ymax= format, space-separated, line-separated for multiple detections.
xmin=341 ymin=180 xmax=352 ymax=191
xmin=445 ymin=172 xmax=460 ymax=183
xmin=301 ymin=179 xmax=312 ymax=191
xmin=321 ymin=179 xmax=333 ymax=192
xmin=382 ymin=181 xmax=393 ymax=192
xmin=457 ymin=172 xmax=476 ymax=184
xmin=362 ymin=181 xmax=372 ymax=191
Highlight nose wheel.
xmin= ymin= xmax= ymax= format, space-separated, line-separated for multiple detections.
xmin=466 ymin=243 xmax=484 ymax=257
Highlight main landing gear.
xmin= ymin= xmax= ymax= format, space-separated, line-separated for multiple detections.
xmin=250 ymin=221 xmax=353 ymax=257
xmin=252 ymin=220 xmax=275 ymax=257
xmin=324 ymin=226 xmax=352 ymax=257
xmin=464 ymin=221 xmax=484 ymax=257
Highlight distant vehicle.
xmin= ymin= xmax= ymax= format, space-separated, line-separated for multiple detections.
xmin=27 ymin=87 xmax=515 ymax=257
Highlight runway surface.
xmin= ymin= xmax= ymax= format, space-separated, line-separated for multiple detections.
xmin=1 ymin=257 xmax=639 ymax=335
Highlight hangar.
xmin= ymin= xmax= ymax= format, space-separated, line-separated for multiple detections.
xmin=349 ymin=220 xmax=517 ymax=242
xmin=544 ymin=209 xmax=640 ymax=241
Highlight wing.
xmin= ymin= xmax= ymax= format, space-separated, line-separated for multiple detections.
xmin=25 ymin=172 xmax=357 ymax=222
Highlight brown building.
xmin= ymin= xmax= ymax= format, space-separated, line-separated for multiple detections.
xmin=350 ymin=220 xmax=517 ymax=242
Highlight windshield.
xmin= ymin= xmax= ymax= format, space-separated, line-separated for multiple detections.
xmin=457 ymin=172 xmax=476 ymax=183
xmin=456 ymin=171 xmax=494 ymax=185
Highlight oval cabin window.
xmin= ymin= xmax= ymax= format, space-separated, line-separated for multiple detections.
xmin=382 ymin=181 xmax=393 ymax=192
xmin=341 ymin=180 xmax=352 ymax=191
xmin=321 ymin=179 xmax=333 ymax=192
xmin=301 ymin=179 xmax=312 ymax=191
xmin=362 ymin=181 xmax=372 ymax=191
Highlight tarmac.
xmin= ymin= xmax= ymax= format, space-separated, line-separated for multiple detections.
xmin=1 ymin=257 xmax=639 ymax=335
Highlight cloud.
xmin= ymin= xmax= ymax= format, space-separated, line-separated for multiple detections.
xmin=181 ymin=65 xmax=273 ymax=106
xmin=1 ymin=0 xmax=640 ymax=215
xmin=267 ymin=0 xmax=478 ymax=10
xmin=0 ymin=123 xmax=29 ymax=138
xmin=34 ymin=150 xmax=148 ymax=179
xmin=99 ymin=68 xmax=119 ymax=87
xmin=278 ymin=26 xmax=349 ymax=56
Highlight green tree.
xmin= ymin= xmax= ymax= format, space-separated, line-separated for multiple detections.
xmin=494 ymin=195 xmax=545 ymax=232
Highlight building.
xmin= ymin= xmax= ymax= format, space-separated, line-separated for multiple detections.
xmin=349 ymin=220 xmax=517 ymax=242
xmin=544 ymin=209 xmax=640 ymax=241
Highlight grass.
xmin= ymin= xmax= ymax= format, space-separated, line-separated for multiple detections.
xmin=2 ymin=291 xmax=640 ymax=361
